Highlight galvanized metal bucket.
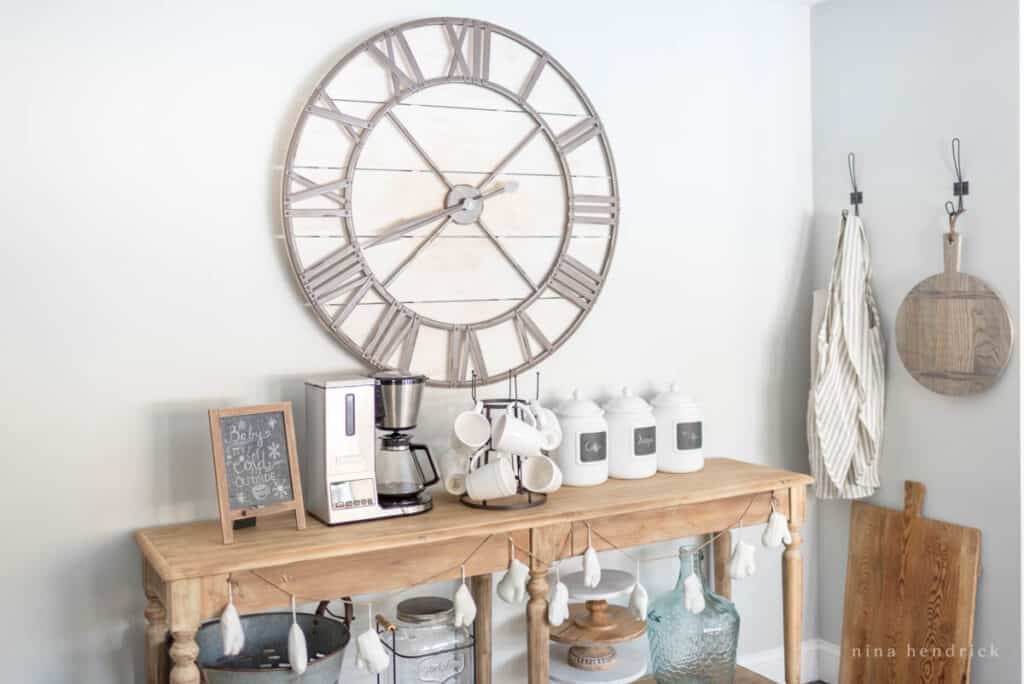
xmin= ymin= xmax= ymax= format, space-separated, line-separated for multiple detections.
xmin=195 ymin=612 xmax=349 ymax=683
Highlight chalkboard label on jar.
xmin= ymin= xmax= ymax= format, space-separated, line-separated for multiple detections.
xmin=634 ymin=426 xmax=657 ymax=456
xmin=676 ymin=421 xmax=703 ymax=450
xmin=218 ymin=411 xmax=294 ymax=510
xmin=579 ymin=431 xmax=607 ymax=463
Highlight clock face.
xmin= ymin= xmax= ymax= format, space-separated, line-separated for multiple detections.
xmin=282 ymin=18 xmax=618 ymax=387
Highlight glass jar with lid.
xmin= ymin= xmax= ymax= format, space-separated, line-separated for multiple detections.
xmin=386 ymin=596 xmax=475 ymax=684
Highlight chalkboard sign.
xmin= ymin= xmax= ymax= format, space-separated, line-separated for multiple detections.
xmin=209 ymin=402 xmax=306 ymax=544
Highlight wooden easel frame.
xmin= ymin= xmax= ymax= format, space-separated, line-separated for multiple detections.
xmin=208 ymin=402 xmax=306 ymax=544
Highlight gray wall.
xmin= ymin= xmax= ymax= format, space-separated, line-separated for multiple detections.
xmin=810 ymin=0 xmax=1021 ymax=681
xmin=0 ymin=1 xmax=814 ymax=681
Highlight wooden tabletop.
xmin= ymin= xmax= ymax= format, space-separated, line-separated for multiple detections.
xmin=136 ymin=458 xmax=812 ymax=581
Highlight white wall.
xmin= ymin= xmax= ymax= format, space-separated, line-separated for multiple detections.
xmin=810 ymin=0 xmax=1021 ymax=681
xmin=0 ymin=1 xmax=814 ymax=682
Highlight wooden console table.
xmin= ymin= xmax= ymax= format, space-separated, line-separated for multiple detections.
xmin=136 ymin=458 xmax=811 ymax=684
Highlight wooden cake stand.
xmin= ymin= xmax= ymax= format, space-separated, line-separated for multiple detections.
xmin=549 ymin=569 xmax=648 ymax=683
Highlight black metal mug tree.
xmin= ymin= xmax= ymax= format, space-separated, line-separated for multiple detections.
xmin=460 ymin=371 xmax=548 ymax=510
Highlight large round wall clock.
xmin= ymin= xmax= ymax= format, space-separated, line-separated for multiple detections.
xmin=282 ymin=17 xmax=618 ymax=387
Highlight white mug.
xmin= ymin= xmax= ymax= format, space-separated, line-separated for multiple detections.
xmin=529 ymin=400 xmax=562 ymax=450
xmin=492 ymin=412 xmax=544 ymax=458
xmin=521 ymin=455 xmax=562 ymax=494
xmin=465 ymin=456 xmax=517 ymax=500
xmin=440 ymin=447 xmax=471 ymax=496
xmin=453 ymin=401 xmax=490 ymax=449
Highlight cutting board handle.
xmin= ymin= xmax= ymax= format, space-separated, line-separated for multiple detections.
xmin=943 ymin=232 xmax=962 ymax=274
xmin=904 ymin=480 xmax=926 ymax=520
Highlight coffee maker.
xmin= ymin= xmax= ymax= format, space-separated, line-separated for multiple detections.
xmin=303 ymin=372 xmax=438 ymax=525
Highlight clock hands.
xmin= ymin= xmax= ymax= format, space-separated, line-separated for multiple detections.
xmin=362 ymin=181 xmax=518 ymax=249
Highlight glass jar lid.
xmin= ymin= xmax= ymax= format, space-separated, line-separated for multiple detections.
xmin=396 ymin=596 xmax=455 ymax=625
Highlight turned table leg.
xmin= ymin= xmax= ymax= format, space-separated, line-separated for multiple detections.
xmin=168 ymin=579 xmax=201 ymax=684
xmin=712 ymin=529 xmax=732 ymax=600
xmin=783 ymin=487 xmax=806 ymax=684
xmin=471 ymin=573 xmax=492 ymax=684
xmin=144 ymin=590 xmax=169 ymax=684
xmin=527 ymin=526 xmax=562 ymax=684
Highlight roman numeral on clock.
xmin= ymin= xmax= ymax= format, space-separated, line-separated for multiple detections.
xmin=305 ymin=90 xmax=370 ymax=143
xmin=445 ymin=21 xmax=490 ymax=80
xmin=570 ymin=195 xmax=617 ymax=226
xmin=549 ymin=255 xmax=603 ymax=308
xmin=366 ymin=30 xmax=424 ymax=96
xmin=300 ymin=244 xmax=366 ymax=303
xmin=285 ymin=174 xmax=351 ymax=218
xmin=513 ymin=312 xmax=552 ymax=363
xmin=557 ymin=117 xmax=601 ymax=154
xmin=447 ymin=328 xmax=487 ymax=383
xmin=364 ymin=303 xmax=420 ymax=368
xmin=519 ymin=54 xmax=548 ymax=100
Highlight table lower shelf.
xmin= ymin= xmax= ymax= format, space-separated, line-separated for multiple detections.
xmin=634 ymin=665 xmax=774 ymax=684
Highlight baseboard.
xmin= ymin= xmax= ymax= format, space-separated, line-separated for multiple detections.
xmin=738 ymin=638 xmax=840 ymax=683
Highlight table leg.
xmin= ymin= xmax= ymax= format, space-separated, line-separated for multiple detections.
xmin=471 ymin=573 xmax=492 ymax=684
xmin=144 ymin=589 xmax=169 ymax=684
xmin=168 ymin=579 xmax=201 ymax=684
xmin=712 ymin=530 xmax=732 ymax=600
xmin=527 ymin=526 xmax=562 ymax=684
xmin=783 ymin=487 xmax=806 ymax=684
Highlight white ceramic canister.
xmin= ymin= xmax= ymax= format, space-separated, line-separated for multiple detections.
xmin=553 ymin=389 xmax=609 ymax=487
xmin=652 ymin=383 xmax=704 ymax=473
xmin=602 ymin=387 xmax=658 ymax=479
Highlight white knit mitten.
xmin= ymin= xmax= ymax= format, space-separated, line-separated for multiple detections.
xmin=453 ymin=582 xmax=477 ymax=627
xmin=219 ymin=581 xmax=245 ymax=657
xmin=287 ymin=597 xmax=307 ymax=675
xmin=497 ymin=558 xmax=530 ymax=604
xmin=548 ymin=581 xmax=569 ymax=625
xmin=762 ymin=511 xmax=792 ymax=548
xmin=683 ymin=572 xmax=706 ymax=615
xmin=727 ymin=541 xmax=757 ymax=580
xmin=355 ymin=628 xmax=390 ymax=673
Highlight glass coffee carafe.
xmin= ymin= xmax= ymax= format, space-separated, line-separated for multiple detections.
xmin=647 ymin=546 xmax=740 ymax=683
xmin=375 ymin=433 xmax=439 ymax=501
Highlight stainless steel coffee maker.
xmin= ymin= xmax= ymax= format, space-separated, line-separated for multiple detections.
xmin=373 ymin=371 xmax=438 ymax=515
xmin=302 ymin=372 xmax=437 ymax=526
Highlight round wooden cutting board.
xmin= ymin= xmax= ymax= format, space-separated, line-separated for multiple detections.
xmin=895 ymin=232 xmax=1013 ymax=395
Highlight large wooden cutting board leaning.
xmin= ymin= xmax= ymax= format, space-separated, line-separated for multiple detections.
xmin=895 ymin=231 xmax=1013 ymax=395
xmin=839 ymin=481 xmax=981 ymax=683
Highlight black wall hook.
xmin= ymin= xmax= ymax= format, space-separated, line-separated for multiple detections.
xmin=945 ymin=137 xmax=969 ymax=223
xmin=848 ymin=152 xmax=863 ymax=216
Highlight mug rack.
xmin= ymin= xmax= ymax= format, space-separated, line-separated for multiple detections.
xmin=459 ymin=373 xmax=547 ymax=511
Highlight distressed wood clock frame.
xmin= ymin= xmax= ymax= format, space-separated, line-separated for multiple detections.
xmin=281 ymin=18 xmax=619 ymax=387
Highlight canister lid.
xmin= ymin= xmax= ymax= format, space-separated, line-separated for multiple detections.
xmin=602 ymin=387 xmax=652 ymax=414
xmin=396 ymin=596 xmax=455 ymax=625
xmin=652 ymin=382 xmax=698 ymax=408
xmin=555 ymin=389 xmax=604 ymax=418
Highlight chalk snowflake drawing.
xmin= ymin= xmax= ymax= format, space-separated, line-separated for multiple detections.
xmin=268 ymin=443 xmax=281 ymax=459
xmin=267 ymin=417 xmax=277 ymax=429
xmin=273 ymin=482 xmax=288 ymax=498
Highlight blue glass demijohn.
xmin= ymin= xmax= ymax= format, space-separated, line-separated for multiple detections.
xmin=647 ymin=546 xmax=740 ymax=683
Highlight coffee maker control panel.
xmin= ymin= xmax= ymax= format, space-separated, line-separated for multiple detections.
xmin=329 ymin=478 xmax=376 ymax=510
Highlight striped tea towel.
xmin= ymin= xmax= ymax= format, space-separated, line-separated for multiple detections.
xmin=808 ymin=212 xmax=885 ymax=499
